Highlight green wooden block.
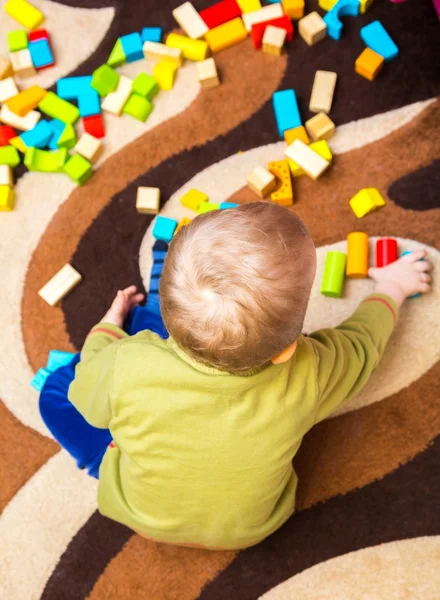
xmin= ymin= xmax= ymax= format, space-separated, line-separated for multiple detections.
xmin=38 ymin=92 xmax=80 ymax=125
xmin=91 ymin=64 xmax=120 ymax=96
xmin=24 ymin=147 xmax=68 ymax=172
xmin=57 ymin=124 xmax=77 ymax=149
xmin=132 ymin=73 xmax=158 ymax=101
xmin=0 ymin=145 xmax=21 ymax=167
xmin=122 ymin=94 xmax=153 ymax=122
xmin=63 ymin=154 xmax=93 ymax=185
xmin=197 ymin=201 xmax=220 ymax=214
xmin=8 ymin=30 xmax=28 ymax=52
xmin=107 ymin=38 xmax=126 ymax=68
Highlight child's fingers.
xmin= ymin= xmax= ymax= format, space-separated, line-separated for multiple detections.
xmin=121 ymin=285 xmax=138 ymax=296
xmin=402 ymin=250 xmax=427 ymax=263
xmin=130 ymin=293 xmax=144 ymax=306
xmin=419 ymin=282 xmax=431 ymax=294
xmin=414 ymin=260 xmax=432 ymax=272
xmin=420 ymin=273 xmax=431 ymax=283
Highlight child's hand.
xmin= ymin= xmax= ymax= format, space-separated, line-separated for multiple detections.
xmin=101 ymin=286 xmax=144 ymax=328
xmin=368 ymin=250 xmax=432 ymax=307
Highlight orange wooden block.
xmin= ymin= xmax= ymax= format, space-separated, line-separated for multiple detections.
xmin=268 ymin=159 xmax=293 ymax=206
xmin=284 ymin=125 xmax=310 ymax=145
xmin=281 ymin=0 xmax=304 ymax=19
xmin=6 ymin=85 xmax=47 ymax=116
xmin=355 ymin=48 xmax=384 ymax=81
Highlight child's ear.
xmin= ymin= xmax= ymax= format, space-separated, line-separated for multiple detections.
xmin=271 ymin=341 xmax=297 ymax=365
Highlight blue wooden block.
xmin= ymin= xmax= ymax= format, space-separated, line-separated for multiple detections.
xmin=272 ymin=90 xmax=301 ymax=138
xmin=360 ymin=20 xmax=399 ymax=62
xmin=57 ymin=76 xmax=93 ymax=99
xmin=323 ymin=0 xmax=360 ymax=41
xmin=266 ymin=0 xmax=282 ymax=3
xmin=153 ymin=216 xmax=178 ymax=242
xmin=30 ymin=368 xmax=51 ymax=392
xmin=120 ymin=32 xmax=144 ymax=62
xmin=29 ymin=39 xmax=54 ymax=68
xmin=20 ymin=121 xmax=53 ymax=149
xmin=47 ymin=119 xmax=65 ymax=150
xmin=220 ymin=202 xmax=239 ymax=209
xmin=401 ymin=250 xmax=422 ymax=298
xmin=141 ymin=27 xmax=162 ymax=43
xmin=78 ymin=90 xmax=101 ymax=117
xmin=46 ymin=349 xmax=76 ymax=371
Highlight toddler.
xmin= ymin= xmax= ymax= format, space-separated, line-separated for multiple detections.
xmin=40 ymin=202 xmax=432 ymax=549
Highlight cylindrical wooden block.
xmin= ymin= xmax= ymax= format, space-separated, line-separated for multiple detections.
xmin=321 ymin=251 xmax=346 ymax=297
xmin=346 ymin=232 xmax=369 ymax=278
xmin=376 ymin=238 xmax=398 ymax=267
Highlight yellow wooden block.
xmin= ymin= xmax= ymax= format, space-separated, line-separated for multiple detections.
xmin=237 ymin=0 xmax=262 ymax=13
xmin=0 ymin=185 xmax=15 ymax=211
xmin=268 ymin=160 xmax=293 ymax=206
xmin=305 ymin=112 xmax=335 ymax=141
xmin=136 ymin=187 xmax=160 ymax=214
xmin=247 ymin=166 xmax=276 ymax=197
xmin=349 ymin=188 xmax=385 ymax=218
xmin=166 ymin=33 xmax=209 ymax=62
xmin=0 ymin=57 xmax=13 ymax=80
xmin=4 ymin=0 xmax=44 ymax=30
xmin=284 ymin=125 xmax=310 ymax=146
xmin=175 ymin=217 xmax=192 ymax=234
xmin=204 ymin=18 xmax=248 ymax=53
xmin=6 ymin=85 xmax=47 ymax=116
xmin=38 ymin=264 xmax=82 ymax=306
xmin=281 ymin=0 xmax=304 ymax=19
xmin=318 ymin=0 xmax=337 ymax=10
xmin=180 ymin=188 xmax=208 ymax=210
xmin=262 ymin=26 xmax=286 ymax=56
xmin=9 ymin=136 xmax=27 ymax=153
xmin=153 ymin=60 xmax=178 ymax=90
xmin=287 ymin=140 xmax=332 ymax=178
xmin=355 ymin=48 xmax=384 ymax=81
xmin=359 ymin=0 xmax=374 ymax=13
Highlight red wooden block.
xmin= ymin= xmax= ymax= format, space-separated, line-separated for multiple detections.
xmin=200 ymin=0 xmax=242 ymax=29
xmin=251 ymin=16 xmax=294 ymax=50
xmin=29 ymin=29 xmax=50 ymax=42
xmin=83 ymin=114 xmax=105 ymax=139
xmin=0 ymin=125 xmax=16 ymax=147
xmin=376 ymin=238 xmax=398 ymax=268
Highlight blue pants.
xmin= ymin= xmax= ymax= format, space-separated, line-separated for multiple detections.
xmin=39 ymin=242 xmax=169 ymax=479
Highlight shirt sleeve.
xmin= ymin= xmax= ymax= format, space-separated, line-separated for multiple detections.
xmin=68 ymin=323 xmax=128 ymax=428
xmin=308 ymin=294 xmax=398 ymax=424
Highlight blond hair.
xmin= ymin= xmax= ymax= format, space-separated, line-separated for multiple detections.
xmin=160 ymin=202 xmax=316 ymax=374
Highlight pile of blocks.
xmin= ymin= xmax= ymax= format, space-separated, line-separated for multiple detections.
xmin=7 ymin=28 xmax=54 ymax=78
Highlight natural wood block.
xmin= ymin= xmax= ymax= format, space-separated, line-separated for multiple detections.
xmin=298 ymin=11 xmax=327 ymax=45
xmin=355 ymin=48 xmax=384 ymax=81
xmin=74 ymin=133 xmax=103 ymax=163
xmin=0 ymin=57 xmax=13 ymax=80
xmin=0 ymin=76 xmax=19 ymax=102
xmin=262 ymin=25 xmax=286 ymax=56
xmin=10 ymin=49 xmax=36 ymax=78
xmin=309 ymin=70 xmax=337 ymax=113
xmin=196 ymin=57 xmax=220 ymax=89
xmin=172 ymin=2 xmax=208 ymax=39
xmin=247 ymin=166 xmax=276 ymax=197
xmin=305 ymin=112 xmax=335 ymax=141
xmin=0 ymin=104 xmax=40 ymax=130
xmin=0 ymin=165 xmax=13 ymax=186
xmin=143 ymin=41 xmax=183 ymax=66
xmin=101 ymin=75 xmax=133 ymax=116
xmin=38 ymin=264 xmax=82 ymax=306
xmin=242 ymin=4 xmax=283 ymax=31
xmin=285 ymin=139 xmax=330 ymax=180
xmin=136 ymin=186 xmax=160 ymax=214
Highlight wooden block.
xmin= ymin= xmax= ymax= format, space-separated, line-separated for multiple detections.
xmin=6 ymin=85 xmax=47 ymax=116
xmin=175 ymin=217 xmax=192 ymax=234
xmin=285 ymin=139 xmax=330 ymax=180
xmin=0 ymin=104 xmax=40 ymax=130
xmin=204 ymin=18 xmax=248 ymax=53
xmin=355 ymin=48 xmax=384 ymax=81
xmin=298 ymin=11 xmax=327 ymax=46
xmin=196 ymin=57 xmax=220 ymax=88
xmin=359 ymin=0 xmax=374 ymax=13
xmin=268 ymin=160 xmax=293 ymax=206
xmin=165 ymin=33 xmax=209 ymax=62
xmin=281 ymin=0 xmax=304 ymax=19
xmin=0 ymin=77 xmax=19 ymax=102
xmin=288 ymin=140 xmax=332 ymax=176
xmin=284 ymin=125 xmax=310 ymax=145
xmin=0 ymin=57 xmax=13 ymax=80
xmin=142 ymin=41 xmax=183 ymax=66
xmin=247 ymin=166 xmax=276 ymax=197
xmin=153 ymin=60 xmax=178 ymax=90
xmin=237 ymin=0 xmax=261 ymax=12
xmin=349 ymin=188 xmax=385 ymax=218
xmin=38 ymin=264 xmax=82 ymax=306
xmin=74 ymin=133 xmax=103 ymax=163
xmin=0 ymin=165 xmax=13 ymax=186
xmin=136 ymin=186 xmax=160 ymax=214
xmin=172 ymin=2 xmax=209 ymax=39
xmin=101 ymin=75 xmax=133 ymax=116
xmin=181 ymin=188 xmax=208 ymax=210
xmin=309 ymin=70 xmax=337 ymax=113
xmin=10 ymin=49 xmax=36 ymax=78
xmin=0 ymin=184 xmax=15 ymax=211
xmin=242 ymin=4 xmax=283 ymax=31
xmin=262 ymin=26 xmax=286 ymax=56
xmin=305 ymin=112 xmax=335 ymax=141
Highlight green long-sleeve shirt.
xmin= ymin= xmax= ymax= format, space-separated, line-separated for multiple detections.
xmin=68 ymin=294 xmax=398 ymax=549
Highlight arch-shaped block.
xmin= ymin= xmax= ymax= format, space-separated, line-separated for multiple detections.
xmin=323 ymin=0 xmax=360 ymax=40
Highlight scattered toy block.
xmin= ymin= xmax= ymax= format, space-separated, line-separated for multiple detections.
xmin=175 ymin=217 xmax=192 ymax=233
xmin=0 ymin=125 xmax=17 ymax=147
xmin=9 ymin=135 xmax=27 ymax=152
xmin=166 ymin=33 xmax=209 ymax=62
xmin=288 ymin=140 xmax=332 ymax=176
xmin=24 ymin=147 xmax=67 ymax=172
xmin=204 ymin=17 xmax=248 ymax=52
xmin=284 ymin=125 xmax=310 ymax=145
xmin=28 ymin=38 xmax=54 ymax=69
xmin=153 ymin=215 xmax=178 ymax=242
xmin=30 ymin=367 xmax=51 ymax=391
xmin=44 ymin=120 xmax=62 ymax=150
xmin=143 ymin=41 xmax=183 ymax=66
xmin=0 ymin=57 xmax=13 ymax=80
xmin=0 ymin=77 xmax=19 ymax=102
xmin=141 ymin=27 xmax=162 ymax=43
xmin=242 ymin=4 xmax=283 ymax=30
xmin=272 ymin=89 xmax=301 ymax=138
xmin=82 ymin=114 xmax=105 ymax=139
xmin=360 ymin=20 xmax=398 ymax=61
xmin=73 ymin=132 xmax=102 ymax=163
xmin=323 ymin=0 xmax=360 ymax=40
xmin=247 ymin=166 xmax=276 ymax=197
xmin=181 ymin=189 xmax=208 ymax=210
xmin=136 ymin=186 xmax=160 ymax=214
xmin=237 ymin=0 xmax=262 ymax=12
xmin=39 ymin=92 xmax=80 ymax=124
xmin=6 ymin=85 xmax=47 ymax=116
xmin=28 ymin=28 xmax=49 ymax=42
xmin=250 ymin=16 xmax=293 ymax=49
xmin=38 ymin=264 xmax=82 ymax=306
xmin=262 ymin=25 xmax=286 ymax=55
xmin=305 ymin=112 xmax=335 ymax=141
xmin=349 ymin=187 xmax=385 ymax=218
xmin=298 ymin=11 xmax=327 ymax=46
xmin=4 ymin=0 xmax=44 ymax=30
xmin=46 ymin=349 xmax=76 ymax=371
xmin=376 ymin=238 xmax=398 ymax=268
xmin=197 ymin=57 xmax=220 ymax=88
xmin=57 ymin=75 xmax=93 ymax=99
xmin=8 ymin=30 xmax=28 ymax=53
xmin=281 ymin=0 xmax=304 ymax=19
xmin=0 ymin=145 xmax=21 ymax=167
xmin=309 ymin=70 xmax=337 ymax=113
xmin=285 ymin=139 xmax=330 ymax=179
xmin=123 ymin=93 xmax=153 ymax=121
xmin=78 ymin=90 xmax=101 ymax=118
xmin=320 ymin=251 xmax=346 ymax=297
xmin=107 ymin=38 xmax=126 ymax=68
xmin=20 ymin=120 xmax=53 ymax=148
xmin=101 ymin=75 xmax=133 ymax=116
xmin=346 ymin=231 xmax=369 ymax=278
xmin=0 ymin=104 xmax=40 ymax=130
xmin=200 ymin=0 xmax=242 ymax=29
xmin=173 ymin=2 xmax=209 ymax=39
xmin=355 ymin=47 xmax=384 ymax=80
xmin=0 ymin=185 xmax=15 ymax=211
xmin=319 ymin=0 xmax=337 ymax=9
xmin=268 ymin=159 xmax=293 ymax=206
xmin=197 ymin=201 xmax=220 ymax=213
xmin=63 ymin=154 xmax=93 ymax=185
xmin=0 ymin=165 xmax=13 ymax=186
xmin=10 ymin=49 xmax=36 ymax=77
xmin=132 ymin=73 xmax=158 ymax=100
xmin=220 ymin=202 xmax=239 ymax=208
xmin=120 ymin=32 xmax=144 ymax=63
xmin=57 ymin=124 xmax=77 ymax=149
xmin=153 ymin=61 xmax=178 ymax=91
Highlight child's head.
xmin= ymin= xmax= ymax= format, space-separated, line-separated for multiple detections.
xmin=160 ymin=202 xmax=316 ymax=374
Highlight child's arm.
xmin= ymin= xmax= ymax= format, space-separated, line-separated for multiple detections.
xmin=68 ymin=286 xmax=144 ymax=427
xmin=309 ymin=250 xmax=432 ymax=423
